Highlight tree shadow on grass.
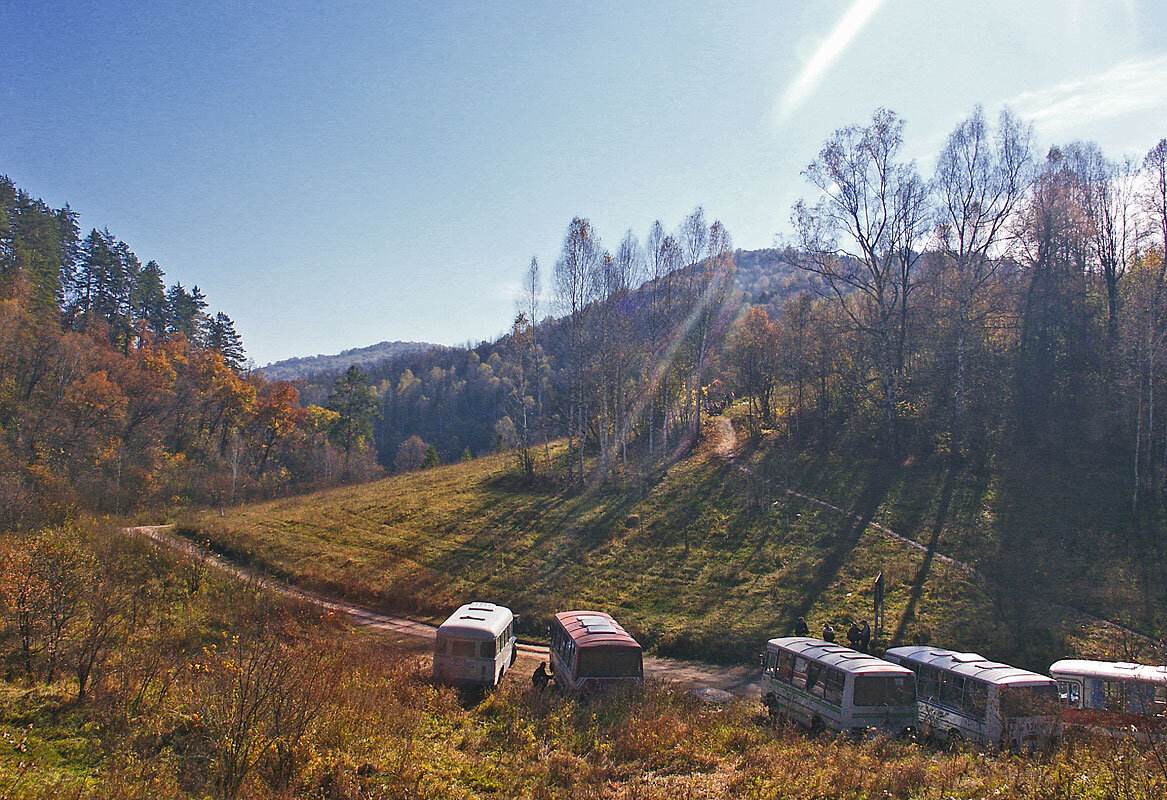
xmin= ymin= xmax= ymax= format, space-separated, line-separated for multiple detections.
xmin=890 ymin=466 xmax=957 ymax=646
xmin=786 ymin=468 xmax=893 ymax=628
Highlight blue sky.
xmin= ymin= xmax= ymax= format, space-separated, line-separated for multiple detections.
xmin=3 ymin=0 xmax=1166 ymax=365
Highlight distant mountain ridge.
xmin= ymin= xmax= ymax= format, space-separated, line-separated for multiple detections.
xmin=261 ymin=340 xmax=440 ymax=381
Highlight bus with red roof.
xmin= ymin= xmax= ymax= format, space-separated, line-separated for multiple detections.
xmin=549 ymin=610 xmax=643 ymax=691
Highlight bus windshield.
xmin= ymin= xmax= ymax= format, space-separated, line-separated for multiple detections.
xmin=1000 ymin=684 xmax=1060 ymax=718
xmin=576 ymin=648 xmax=642 ymax=678
xmin=853 ymin=675 xmax=915 ymax=707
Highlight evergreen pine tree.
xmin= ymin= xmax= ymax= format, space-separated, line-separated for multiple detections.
xmin=133 ymin=260 xmax=168 ymax=337
xmin=326 ymin=365 xmax=380 ymax=478
xmin=206 ymin=311 xmax=246 ymax=370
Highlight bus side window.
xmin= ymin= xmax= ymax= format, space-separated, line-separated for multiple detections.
xmin=919 ymin=666 xmax=939 ymax=702
xmin=1102 ymin=680 xmax=1127 ymax=713
xmin=1085 ymin=678 xmax=1105 ymax=710
xmin=778 ymin=651 xmax=794 ymax=683
xmin=964 ymin=680 xmax=987 ymax=719
xmin=1058 ymin=680 xmax=1081 ymax=707
xmin=806 ymin=661 xmax=824 ymax=695
xmin=824 ymin=668 xmax=845 ymax=705
xmin=940 ymin=674 xmax=965 ymax=710
xmin=765 ymin=651 xmax=777 ymax=675
xmin=792 ymin=657 xmax=809 ymax=690
xmin=1130 ymin=682 xmax=1155 ymax=714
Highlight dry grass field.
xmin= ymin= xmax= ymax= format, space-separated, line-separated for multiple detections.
xmin=2 ymin=513 xmax=1165 ymax=799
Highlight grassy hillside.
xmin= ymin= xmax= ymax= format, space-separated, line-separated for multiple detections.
xmin=180 ymin=414 xmax=1139 ymax=671
xmin=745 ymin=427 xmax=1167 ymax=670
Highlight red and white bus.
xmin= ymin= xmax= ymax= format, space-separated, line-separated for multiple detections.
xmin=549 ymin=610 xmax=643 ymax=692
xmin=1050 ymin=659 xmax=1167 ymax=737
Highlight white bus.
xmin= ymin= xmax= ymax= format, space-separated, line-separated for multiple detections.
xmin=761 ymin=637 xmax=916 ymax=736
xmin=1049 ymin=659 xmax=1167 ymax=737
xmin=886 ymin=646 xmax=1060 ymax=751
xmin=432 ymin=602 xmax=517 ymax=687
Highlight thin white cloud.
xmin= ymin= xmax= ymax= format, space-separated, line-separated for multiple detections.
xmin=1009 ymin=55 xmax=1167 ymax=139
xmin=776 ymin=0 xmax=886 ymax=124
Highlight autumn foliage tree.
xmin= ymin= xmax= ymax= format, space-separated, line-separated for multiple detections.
xmin=730 ymin=307 xmax=780 ymax=426
xmin=1 ymin=173 xmax=367 ymax=527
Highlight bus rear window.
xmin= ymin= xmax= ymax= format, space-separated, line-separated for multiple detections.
xmin=450 ymin=640 xmax=477 ymax=658
xmin=576 ymin=648 xmax=642 ymax=678
xmin=1000 ymin=684 xmax=1059 ymax=718
xmin=853 ymin=675 xmax=915 ymax=707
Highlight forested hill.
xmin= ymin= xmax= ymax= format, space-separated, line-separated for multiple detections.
xmin=0 ymin=173 xmax=379 ymax=530
xmin=290 ymin=243 xmax=815 ymax=469
xmin=261 ymin=340 xmax=440 ymax=381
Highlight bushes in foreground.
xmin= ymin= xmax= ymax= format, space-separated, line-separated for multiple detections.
xmin=4 ymin=524 xmax=1167 ymax=798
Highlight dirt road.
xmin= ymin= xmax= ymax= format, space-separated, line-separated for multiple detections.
xmin=126 ymin=525 xmax=759 ymax=700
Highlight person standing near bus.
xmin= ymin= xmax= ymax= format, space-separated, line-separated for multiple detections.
xmin=859 ymin=620 xmax=872 ymax=653
xmin=794 ymin=616 xmax=809 ymax=637
xmin=847 ymin=621 xmax=862 ymax=649
xmin=822 ymin=622 xmax=836 ymax=643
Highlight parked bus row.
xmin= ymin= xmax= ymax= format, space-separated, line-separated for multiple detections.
xmin=430 ymin=602 xmax=1167 ymax=749
xmin=763 ymin=637 xmax=1167 ymax=748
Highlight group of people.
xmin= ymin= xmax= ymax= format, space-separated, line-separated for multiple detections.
xmin=794 ymin=616 xmax=872 ymax=653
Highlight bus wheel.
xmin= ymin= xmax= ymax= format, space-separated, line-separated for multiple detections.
xmin=947 ymin=729 xmax=963 ymax=749
xmin=810 ymin=716 xmax=826 ymax=737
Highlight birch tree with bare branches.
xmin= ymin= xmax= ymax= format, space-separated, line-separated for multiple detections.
xmin=792 ymin=108 xmax=928 ymax=454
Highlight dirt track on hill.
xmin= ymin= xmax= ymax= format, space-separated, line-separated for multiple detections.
xmin=125 ymin=525 xmax=760 ymax=700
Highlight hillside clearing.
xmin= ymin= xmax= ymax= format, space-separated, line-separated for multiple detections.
xmin=185 ymin=421 xmax=1045 ymax=668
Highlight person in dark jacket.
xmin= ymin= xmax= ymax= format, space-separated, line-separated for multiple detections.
xmin=847 ymin=621 xmax=862 ymax=649
xmin=794 ymin=616 xmax=810 ymax=637
xmin=822 ymin=622 xmax=836 ymax=643
xmin=859 ymin=620 xmax=872 ymax=653
xmin=532 ymin=662 xmax=551 ymax=690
